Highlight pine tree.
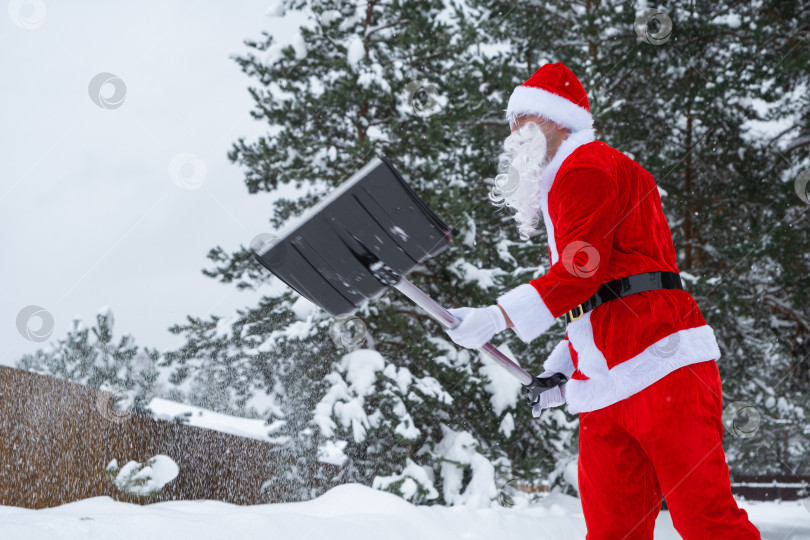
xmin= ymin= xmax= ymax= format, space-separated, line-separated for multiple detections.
xmin=164 ymin=0 xmax=582 ymax=503
xmin=17 ymin=309 xmax=161 ymax=417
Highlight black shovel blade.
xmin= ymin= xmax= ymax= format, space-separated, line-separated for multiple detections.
xmin=253 ymin=157 xmax=451 ymax=316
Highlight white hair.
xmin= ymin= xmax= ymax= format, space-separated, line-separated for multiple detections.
xmin=489 ymin=121 xmax=550 ymax=241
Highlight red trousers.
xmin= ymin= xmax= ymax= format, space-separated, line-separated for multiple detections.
xmin=578 ymin=360 xmax=761 ymax=539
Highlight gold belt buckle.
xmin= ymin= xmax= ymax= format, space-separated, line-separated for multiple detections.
xmin=567 ymin=305 xmax=584 ymax=322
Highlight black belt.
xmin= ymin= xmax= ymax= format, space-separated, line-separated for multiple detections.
xmin=564 ymin=271 xmax=683 ymax=324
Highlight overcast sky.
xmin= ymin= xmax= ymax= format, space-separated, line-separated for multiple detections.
xmin=1 ymin=1 xmax=308 ymax=365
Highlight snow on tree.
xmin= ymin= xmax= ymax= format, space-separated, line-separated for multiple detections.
xmin=17 ymin=308 xmax=161 ymax=417
xmin=105 ymin=455 xmax=180 ymax=498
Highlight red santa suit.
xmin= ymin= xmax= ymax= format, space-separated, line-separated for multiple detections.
xmin=496 ymin=63 xmax=760 ymax=539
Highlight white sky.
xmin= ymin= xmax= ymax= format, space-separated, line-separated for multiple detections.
xmin=0 ymin=1 xmax=308 ymax=364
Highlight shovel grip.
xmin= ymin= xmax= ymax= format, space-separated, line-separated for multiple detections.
xmin=393 ymin=278 xmax=535 ymax=386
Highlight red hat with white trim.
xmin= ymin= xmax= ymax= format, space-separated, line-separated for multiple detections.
xmin=506 ymin=62 xmax=593 ymax=132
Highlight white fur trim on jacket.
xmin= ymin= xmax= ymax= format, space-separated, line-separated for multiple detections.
xmin=543 ymin=339 xmax=575 ymax=379
xmin=497 ymin=283 xmax=556 ymax=344
xmin=506 ymin=85 xmax=594 ymax=133
xmin=564 ymin=323 xmax=722 ymax=414
xmin=564 ymin=311 xmax=609 ymax=378
xmin=536 ymin=128 xmax=595 ymax=264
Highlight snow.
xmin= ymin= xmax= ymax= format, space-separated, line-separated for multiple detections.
xmin=389 ymin=225 xmax=409 ymax=241
xmin=346 ymin=35 xmax=365 ymax=67
xmin=741 ymin=82 xmax=806 ymax=145
xmin=449 ymin=259 xmax=504 ymax=289
xmin=383 ymin=364 xmax=413 ymax=393
xmin=0 ymin=483 xmax=807 ymax=539
xmin=495 ymin=238 xmax=517 ymax=265
xmin=373 ymin=459 xmax=439 ymax=502
xmin=258 ymin=8 xmax=312 ymax=67
xmin=317 ymin=440 xmax=348 ymax=466
xmin=411 ymin=375 xmax=453 ymax=405
xmin=392 ymin=399 xmax=420 ymax=441
xmin=435 ymin=426 xmax=496 ymax=508
xmin=711 ymin=13 xmax=743 ymax=28
xmin=562 ymin=459 xmax=579 ymax=494
xmin=313 ymin=350 xmax=386 ymax=446
xmin=480 ymin=345 xmax=523 ymax=416
xmin=357 ymin=62 xmax=391 ymax=92
xmin=341 ymin=349 xmax=385 ymax=395
xmin=291 ymin=34 xmax=308 ymax=60
xmin=264 ymin=0 xmax=285 ymax=17
xmin=313 ymin=375 xmax=348 ymax=437
xmin=290 ymin=296 xmax=317 ymax=320
xmin=149 ymin=397 xmax=281 ymax=443
xmin=278 ymin=319 xmax=316 ymax=341
xmin=110 ymin=455 xmax=180 ymax=496
xmin=335 ymin=398 xmax=369 ymax=442
xmin=462 ymin=214 xmax=477 ymax=247
xmin=214 ymin=315 xmax=234 ymax=338
xmin=498 ymin=412 xmax=515 ymax=438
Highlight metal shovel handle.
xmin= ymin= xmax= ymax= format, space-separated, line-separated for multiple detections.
xmin=393 ymin=277 xmax=537 ymax=386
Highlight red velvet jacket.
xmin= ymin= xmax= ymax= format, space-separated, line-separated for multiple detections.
xmin=497 ymin=129 xmax=720 ymax=413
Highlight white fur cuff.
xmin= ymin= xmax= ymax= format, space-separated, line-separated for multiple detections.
xmin=497 ymin=283 xmax=556 ymax=343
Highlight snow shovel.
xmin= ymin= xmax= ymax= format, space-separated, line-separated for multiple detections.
xmin=251 ymin=156 xmax=567 ymax=405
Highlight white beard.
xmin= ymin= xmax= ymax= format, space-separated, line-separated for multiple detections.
xmin=489 ymin=122 xmax=549 ymax=241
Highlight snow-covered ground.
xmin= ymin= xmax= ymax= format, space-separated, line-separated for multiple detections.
xmin=1 ymin=484 xmax=807 ymax=540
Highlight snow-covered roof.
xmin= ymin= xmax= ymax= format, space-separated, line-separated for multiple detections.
xmin=148 ymin=398 xmax=282 ymax=444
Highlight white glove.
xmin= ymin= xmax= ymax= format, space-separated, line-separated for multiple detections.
xmin=445 ymin=305 xmax=507 ymax=349
xmin=531 ymin=371 xmax=567 ymax=418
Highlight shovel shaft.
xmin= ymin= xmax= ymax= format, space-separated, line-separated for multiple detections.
xmin=393 ymin=277 xmax=534 ymax=386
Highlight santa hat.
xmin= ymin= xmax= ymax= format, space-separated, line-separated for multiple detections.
xmin=506 ymin=62 xmax=593 ymax=132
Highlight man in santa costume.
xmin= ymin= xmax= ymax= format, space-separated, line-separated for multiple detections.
xmin=445 ymin=62 xmax=761 ymax=539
